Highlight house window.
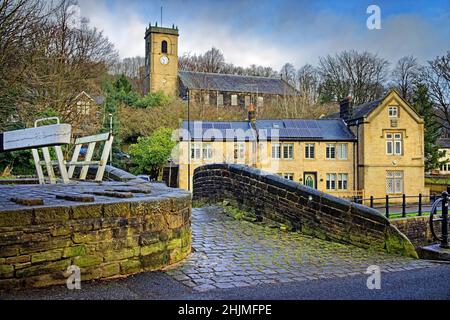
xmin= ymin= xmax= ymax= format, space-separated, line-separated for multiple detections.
xmin=257 ymin=96 xmax=264 ymax=108
xmin=161 ymin=40 xmax=168 ymax=53
xmin=231 ymin=94 xmax=238 ymax=106
xmin=305 ymin=144 xmax=315 ymax=159
xmin=326 ymin=173 xmax=336 ymax=190
xmin=386 ymin=133 xmax=402 ymax=155
xmin=217 ymin=94 xmax=224 ymax=107
xmin=77 ymin=101 xmax=90 ymax=115
xmin=245 ymin=96 xmax=250 ymax=107
xmin=440 ymin=163 xmax=449 ymax=171
xmin=337 ymin=143 xmax=348 ymax=160
xmin=282 ymin=173 xmax=294 ymax=181
xmin=202 ymin=143 xmax=213 ymax=160
xmin=282 ymin=144 xmax=294 ymax=159
xmin=386 ymin=171 xmax=403 ymax=194
xmin=326 ymin=144 xmax=336 ymax=159
xmin=338 ymin=173 xmax=348 ymax=190
xmin=271 ymin=143 xmax=281 ymax=159
xmin=190 ymin=143 xmax=201 ymax=160
xmin=234 ymin=142 xmax=245 ymax=160
xmin=388 ymin=106 xmax=398 ymax=118
xmin=203 ymin=93 xmax=210 ymax=106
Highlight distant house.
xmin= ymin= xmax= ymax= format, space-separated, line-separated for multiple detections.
xmin=437 ymin=138 xmax=450 ymax=175
xmin=71 ymin=91 xmax=103 ymax=137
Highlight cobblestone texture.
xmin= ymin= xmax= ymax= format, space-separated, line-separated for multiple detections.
xmin=166 ymin=206 xmax=435 ymax=292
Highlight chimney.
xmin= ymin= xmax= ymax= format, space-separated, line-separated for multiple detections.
xmin=339 ymin=95 xmax=353 ymax=122
xmin=248 ymin=103 xmax=256 ymax=129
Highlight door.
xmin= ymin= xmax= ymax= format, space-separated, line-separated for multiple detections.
xmin=304 ymin=172 xmax=317 ymax=189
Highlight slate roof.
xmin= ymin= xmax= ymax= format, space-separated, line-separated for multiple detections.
xmin=325 ymin=98 xmax=383 ymax=122
xmin=438 ymin=138 xmax=450 ymax=149
xmin=178 ymin=70 xmax=297 ymax=95
xmin=180 ymin=119 xmax=355 ymax=141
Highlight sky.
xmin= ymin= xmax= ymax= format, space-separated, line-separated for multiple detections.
xmin=77 ymin=0 xmax=450 ymax=70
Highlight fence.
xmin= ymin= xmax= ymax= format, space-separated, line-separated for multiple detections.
xmin=351 ymin=194 xmax=442 ymax=219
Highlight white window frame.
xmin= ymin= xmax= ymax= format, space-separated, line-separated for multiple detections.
xmin=217 ymin=93 xmax=224 ymax=107
xmin=282 ymin=173 xmax=294 ymax=181
xmin=231 ymin=94 xmax=238 ymax=106
xmin=257 ymin=96 xmax=264 ymax=108
xmin=337 ymin=173 xmax=348 ymax=190
xmin=305 ymin=143 xmax=315 ymax=159
xmin=326 ymin=173 xmax=336 ymax=190
xmin=282 ymin=143 xmax=294 ymax=159
xmin=190 ymin=143 xmax=202 ymax=160
xmin=337 ymin=143 xmax=348 ymax=160
xmin=202 ymin=143 xmax=213 ymax=160
xmin=271 ymin=143 xmax=281 ymax=159
xmin=388 ymin=106 xmax=398 ymax=118
xmin=326 ymin=144 xmax=336 ymax=159
xmin=203 ymin=93 xmax=210 ymax=106
xmin=386 ymin=133 xmax=402 ymax=155
xmin=386 ymin=171 xmax=403 ymax=194
xmin=233 ymin=142 xmax=245 ymax=161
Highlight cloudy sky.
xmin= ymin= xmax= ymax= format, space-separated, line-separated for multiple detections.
xmin=77 ymin=0 xmax=449 ymax=70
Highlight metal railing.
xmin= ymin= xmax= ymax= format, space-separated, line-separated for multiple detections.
xmin=351 ymin=193 xmax=442 ymax=219
xmin=429 ymin=191 xmax=449 ymax=248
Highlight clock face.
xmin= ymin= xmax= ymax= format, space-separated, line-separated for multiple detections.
xmin=160 ymin=55 xmax=169 ymax=65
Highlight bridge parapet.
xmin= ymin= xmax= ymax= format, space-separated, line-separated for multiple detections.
xmin=193 ymin=164 xmax=417 ymax=258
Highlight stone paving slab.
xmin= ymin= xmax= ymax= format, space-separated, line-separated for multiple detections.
xmin=165 ymin=206 xmax=436 ymax=292
xmin=0 ymin=180 xmax=187 ymax=211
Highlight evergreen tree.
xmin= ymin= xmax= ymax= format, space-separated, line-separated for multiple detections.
xmin=411 ymin=84 xmax=445 ymax=172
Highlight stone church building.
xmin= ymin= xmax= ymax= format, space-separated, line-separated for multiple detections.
xmin=143 ymin=23 xmax=297 ymax=107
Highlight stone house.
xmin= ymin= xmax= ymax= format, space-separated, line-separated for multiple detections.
xmin=143 ymin=23 xmax=297 ymax=105
xmin=177 ymin=89 xmax=429 ymax=201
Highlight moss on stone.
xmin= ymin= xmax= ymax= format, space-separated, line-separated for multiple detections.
xmin=73 ymin=254 xmax=104 ymax=267
xmin=63 ymin=245 xmax=86 ymax=258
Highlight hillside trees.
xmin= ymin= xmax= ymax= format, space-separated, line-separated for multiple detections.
xmin=412 ymin=84 xmax=446 ymax=171
xmin=0 ymin=0 xmax=118 ymax=132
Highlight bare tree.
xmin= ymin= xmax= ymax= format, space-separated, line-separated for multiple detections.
xmin=391 ymin=55 xmax=419 ymax=102
xmin=318 ymin=50 xmax=389 ymax=105
xmin=297 ymin=64 xmax=320 ymax=104
xmin=179 ymin=48 xmax=278 ymax=77
xmin=0 ymin=0 xmax=118 ymax=132
xmin=280 ymin=63 xmax=296 ymax=86
xmin=421 ymin=52 xmax=450 ymax=131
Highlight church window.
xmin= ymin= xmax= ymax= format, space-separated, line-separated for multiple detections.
xmin=231 ymin=94 xmax=238 ymax=106
xmin=161 ymin=40 xmax=168 ymax=54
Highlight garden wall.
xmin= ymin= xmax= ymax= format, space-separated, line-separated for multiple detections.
xmin=0 ymin=187 xmax=191 ymax=290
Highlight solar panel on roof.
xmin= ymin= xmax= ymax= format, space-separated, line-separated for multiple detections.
xmin=213 ymin=123 xmax=232 ymax=130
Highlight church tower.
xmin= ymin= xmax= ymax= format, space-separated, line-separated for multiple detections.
xmin=144 ymin=23 xmax=179 ymax=97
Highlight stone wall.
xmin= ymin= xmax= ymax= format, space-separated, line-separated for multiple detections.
xmin=391 ymin=216 xmax=433 ymax=247
xmin=0 ymin=190 xmax=191 ymax=290
xmin=193 ymin=164 xmax=417 ymax=258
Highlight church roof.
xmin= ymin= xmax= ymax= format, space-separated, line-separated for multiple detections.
xmin=178 ymin=70 xmax=297 ymax=95
xmin=179 ymin=119 xmax=355 ymax=141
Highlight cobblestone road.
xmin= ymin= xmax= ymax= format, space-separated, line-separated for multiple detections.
xmin=165 ymin=206 xmax=436 ymax=292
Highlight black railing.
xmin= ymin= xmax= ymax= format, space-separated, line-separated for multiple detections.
xmin=352 ymin=193 xmax=441 ymax=219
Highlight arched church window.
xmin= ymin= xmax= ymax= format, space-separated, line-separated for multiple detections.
xmin=161 ymin=40 xmax=168 ymax=53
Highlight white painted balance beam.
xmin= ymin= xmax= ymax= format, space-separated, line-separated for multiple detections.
xmin=0 ymin=124 xmax=72 ymax=152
